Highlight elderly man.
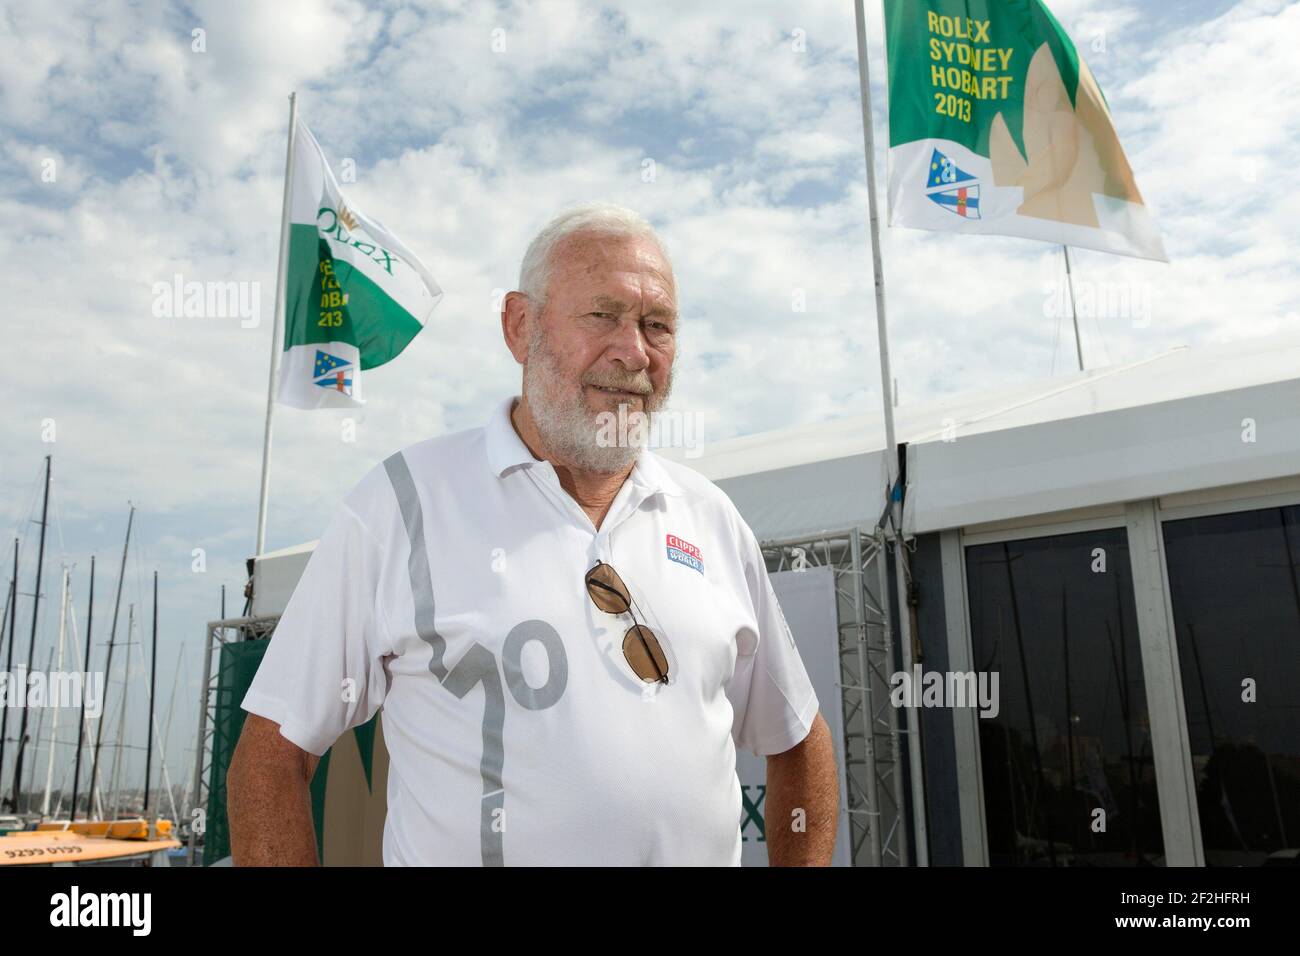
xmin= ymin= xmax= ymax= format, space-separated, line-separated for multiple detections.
xmin=228 ymin=202 xmax=839 ymax=866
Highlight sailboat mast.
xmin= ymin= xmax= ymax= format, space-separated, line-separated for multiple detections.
xmin=0 ymin=555 xmax=9 ymax=675
xmin=41 ymin=567 xmax=70 ymax=818
xmin=71 ymin=554 xmax=93 ymax=821
xmin=11 ymin=454 xmax=51 ymax=815
xmin=144 ymin=570 xmax=158 ymax=818
xmin=109 ymin=604 xmax=133 ymax=819
xmin=90 ymin=505 xmax=133 ymax=819
xmin=25 ymin=646 xmax=54 ymax=814
xmin=158 ymin=645 xmax=185 ymax=824
xmin=0 ymin=538 xmax=17 ymax=810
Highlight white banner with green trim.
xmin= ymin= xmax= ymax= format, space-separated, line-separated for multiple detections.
xmin=277 ymin=119 xmax=443 ymax=409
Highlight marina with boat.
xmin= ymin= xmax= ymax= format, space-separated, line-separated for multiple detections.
xmin=0 ymin=456 xmax=190 ymax=867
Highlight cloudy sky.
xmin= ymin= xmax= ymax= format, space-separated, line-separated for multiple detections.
xmin=1 ymin=0 xmax=1296 ymax=803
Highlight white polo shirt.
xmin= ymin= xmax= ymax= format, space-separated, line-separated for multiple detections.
xmin=242 ymin=394 xmax=819 ymax=866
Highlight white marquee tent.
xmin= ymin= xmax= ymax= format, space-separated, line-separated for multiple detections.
xmin=660 ymin=330 xmax=1300 ymax=543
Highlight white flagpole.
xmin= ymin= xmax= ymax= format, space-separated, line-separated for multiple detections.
xmin=1063 ymin=245 xmax=1085 ymax=371
xmin=853 ymin=0 xmax=929 ymax=866
xmin=255 ymin=91 xmax=299 ymax=557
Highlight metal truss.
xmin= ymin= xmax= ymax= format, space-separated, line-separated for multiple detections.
xmin=186 ymin=615 xmax=278 ymax=865
xmin=761 ymin=527 xmax=908 ymax=866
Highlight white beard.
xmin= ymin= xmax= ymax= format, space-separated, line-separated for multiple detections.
xmin=522 ymin=324 xmax=671 ymax=474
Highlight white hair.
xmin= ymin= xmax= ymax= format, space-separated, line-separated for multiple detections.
xmin=518 ymin=202 xmax=672 ymax=309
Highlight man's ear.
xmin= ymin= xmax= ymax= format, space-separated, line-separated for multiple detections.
xmin=502 ymin=291 xmax=532 ymax=365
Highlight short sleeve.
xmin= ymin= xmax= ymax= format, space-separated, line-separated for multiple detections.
xmin=724 ymin=524 xmax=820 ymax=757
xmin=240 ymin=501 xmax=393 ymax=756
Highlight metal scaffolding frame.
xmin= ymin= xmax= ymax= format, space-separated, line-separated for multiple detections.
xmin=187 ymin=615 xmax=278 ymax=866
xmin=761 ymin=527 xmax=908 ymax=866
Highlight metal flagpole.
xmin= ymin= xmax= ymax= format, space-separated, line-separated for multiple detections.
xmin=853 ymin=0 xmax=929 ymax=865
xmin=1063 ymin=245 xmax=1085 ymax=371
xmin=255 ymin=90 xmax=300 ymax=557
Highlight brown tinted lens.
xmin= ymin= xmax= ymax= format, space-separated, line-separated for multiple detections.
xmin=585 ymin=562 xmax=631 ymax=614
xmin=622 ymin=624 xmax=669 ymax=683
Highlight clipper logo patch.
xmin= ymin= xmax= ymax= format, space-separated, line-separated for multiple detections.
xmin=665 ymin=534 xmax=703 ymax=574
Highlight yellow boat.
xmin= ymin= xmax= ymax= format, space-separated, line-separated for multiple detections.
xmin=35 ymin=818 xmax=175 ymax=840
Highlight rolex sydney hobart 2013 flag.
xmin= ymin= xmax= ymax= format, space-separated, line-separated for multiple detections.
xmin=276 ymin=118 xmax=442 ymax=408
xmin=883 ymin=0 xmax=1166 ymax=261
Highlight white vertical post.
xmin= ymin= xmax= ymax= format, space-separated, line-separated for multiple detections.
xmin=853 ymin=0 xmax=929 ymax=865
xmin=255 ymin=91 xmax=300 ymax=557
xmin=941 ymin=530 xmax=990 ymax=865
xmin=1124 ymin=499 xmax=1204 ymax=865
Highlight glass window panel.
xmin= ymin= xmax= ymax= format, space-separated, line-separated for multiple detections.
xmin=965 ymin=528 xmax=1165 ymax=866
xmin=1162 ymin=504 xmax=1300 ymax=867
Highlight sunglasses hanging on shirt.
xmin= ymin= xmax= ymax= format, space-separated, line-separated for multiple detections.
xmin=584 ymin=560 xmax=669 ymax=684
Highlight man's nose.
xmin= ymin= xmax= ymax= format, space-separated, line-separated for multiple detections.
xmin=606 ymin=317 xmax=650 ymax=369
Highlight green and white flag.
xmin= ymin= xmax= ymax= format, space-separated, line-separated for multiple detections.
xmin=883 ymin=0 xmax=1166 ymax=261
xmin=277 ymin=118 xmax=443 ymax=409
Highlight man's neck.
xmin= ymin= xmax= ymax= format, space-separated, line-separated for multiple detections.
xmin=509 ymin=396 xmax=635 ymax=531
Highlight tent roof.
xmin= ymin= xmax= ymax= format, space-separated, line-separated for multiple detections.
xmin=661 ymin=331 xmax=1300 ymax=541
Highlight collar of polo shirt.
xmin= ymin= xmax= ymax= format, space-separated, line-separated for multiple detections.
xmin=485 ymin=395 xmax=684 ymax=498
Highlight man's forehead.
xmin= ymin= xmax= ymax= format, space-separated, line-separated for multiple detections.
xmin=548 ymin=235 xmax=676 ymax=311
xmin=554 ymin=232 xmax=673 ymax=284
